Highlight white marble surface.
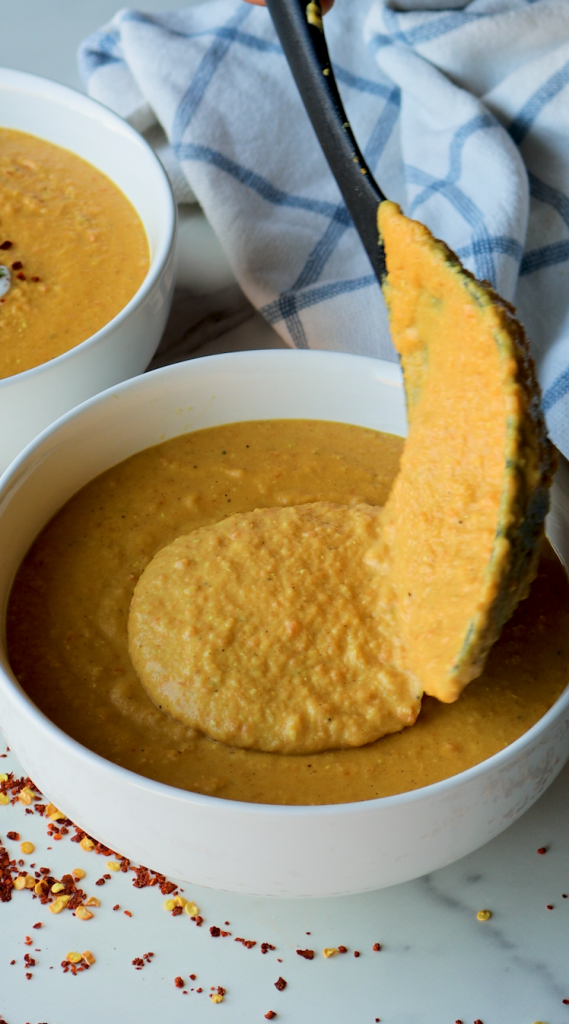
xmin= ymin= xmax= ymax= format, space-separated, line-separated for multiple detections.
xmin=1 ymin=4 xmax=569 ymax=1024
xmin=2 ymin=736 xmax=569 ymax=1024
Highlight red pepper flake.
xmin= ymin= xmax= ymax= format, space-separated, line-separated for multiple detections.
xmin=210 ymin=926 xmax=221 ymax=937
xmin=224 ymin=921 xmax=230 ymax=925
xmin=0 ymin=240 xmax=12 ymax=249
xmin=113 ymin=904 xmax=120 ymax=911
xmin=265 ymin=1013 xmax=277 ymax=1020
xmin=33 ymin=922 xmax=42 ymax=929
xmin=95 ymin=878 xmax=106 ymax=886
xmin=24 ymin=936 xmax=33 ymax=946
xmin=10 ymin=960 xmax=15 ymax=965
xmin=171 ymin=906 xmax=183 ymax=917
xmin=11 ymin=261 xmax=22 ymax=270
xmin=235 ymin=937 xmax=257 ymax=949
xmin=373 ymin=942 xmax=381 ymax=951
xmin=196 ymin=987 xmax=203 ymax=993
xmin=190 ymin=973 xmax=196 ymax=980
xmin=337 ymin=946 xmax=347 ymax=953
xmin=563 ymin=894 xmax=568 ymax=898
xmin=124 ymin=910 xmax=132 ymax=917
xmin=132 ymin=958 xmax=145 ymax=970
xmin=563 ymin=998 xmax=569 ymax=1004
xmin=274 ymin=977 xmax=287 ymax=991
xmin=174 ymin=976 xmax=184 ymax=988
xmin=537 ymin=847 xmax=547 ymax=854
xmin=16 ymin=272 xmax=26 ymax=281
xmin=296 ymin=949 xmax=314 ymax=960
xmin=261 ymin=942 xmax=276 ymax=954
xmin=160 ymin=880 xmax=177 ymax=895
xmin=474 ymin=1020 xmax=483 ymax=1023
xmin=547 ymin=905 xmax=554 ymax=910
xmin=31 ymin=276 xmax=40 ymax=282
xmin=25 ymin=972 xmax=32 ymax=980
xmin=354 ymin=951 xmax=360 ymax=957
xmin=6 ymin=831 xmax=19 ymax=841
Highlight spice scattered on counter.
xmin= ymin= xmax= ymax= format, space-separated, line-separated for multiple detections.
xmin=547 ymin=904 xmax=554 ymax=910
xmin=174 ymin=975 xmax=184 ymax=987
xmin=537 ymin=847 xmax=547 ymax=855
xmin=274 ymin=977 xmax=287 ymax=991
xmin=236 ymin=937 xmax=256 ymax=949
xmin=210 ymin=986 xmax=226 ymax=1003
xmin=338 ymin=946 xmax=348 ymax=953
xmin=133 ymin=953 xmax=154 ymax=971
xmin=296 ymin=949 xmax=314 ymax=960
xmin=476 ymin=910 xmax=492 ymax=921
xmin=373 ymin=943 xmax=382 ymax=951
xmin=354 ymin=951 xmax=360 ymax=957
xmin=265 ymin=1012 xmax=277 ymax=1019
xmin=61 ymin=951 xmax=93 ymax=975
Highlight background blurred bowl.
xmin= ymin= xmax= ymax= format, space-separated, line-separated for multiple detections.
xmin=0 ymin=67 xmax=176 ymax=472
xmin=0 ymin=349 xmax=568 ymax=897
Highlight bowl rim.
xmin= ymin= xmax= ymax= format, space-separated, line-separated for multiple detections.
xmin=1 ymin=348 xmax=567 ymax=818
xmin=0 ymin=66 xmax=177 ymax=391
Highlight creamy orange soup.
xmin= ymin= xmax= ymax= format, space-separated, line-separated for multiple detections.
xmin=0 ymin=128 xmax=149 ymax=378
xmin=7 ymin=420 xmax=569 ymax=805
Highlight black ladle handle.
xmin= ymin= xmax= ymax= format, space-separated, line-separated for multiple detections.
xmin=264 ymin=0 xmax=387 ymax=283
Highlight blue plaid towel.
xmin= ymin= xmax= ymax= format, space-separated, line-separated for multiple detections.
xmin=79 ymin=0 xmax=569 ymax=456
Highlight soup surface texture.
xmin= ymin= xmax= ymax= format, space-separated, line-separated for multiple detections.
xmin=7 ymin=420 xmax=569 ymax=805
xmin=0 ymin=128 xmax=149 ymax=378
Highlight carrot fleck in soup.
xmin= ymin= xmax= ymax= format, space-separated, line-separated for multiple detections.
xmin=0 ymin=128 xmax=149 ymax=378
xmin=7 ymin=420 xmax=568 ymax=805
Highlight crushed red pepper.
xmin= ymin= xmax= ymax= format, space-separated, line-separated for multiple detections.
xmin=265 ymin=1013 xmax=277 ymax=1020
xmin=275 ymin=977 xmax=287 ymax=991
xmin=296 ymin=949 xmax=314 ymax=960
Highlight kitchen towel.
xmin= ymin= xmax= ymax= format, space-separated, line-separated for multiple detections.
xmin=79 ymin=0 xmax=569 ymax=455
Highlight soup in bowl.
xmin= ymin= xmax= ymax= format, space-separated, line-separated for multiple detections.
xmin=0 ymin=67 xmax=176 ymax=472
xmin=0 ymin=351 xmax=568 ymax=896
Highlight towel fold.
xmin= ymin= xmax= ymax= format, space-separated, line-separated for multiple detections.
xmin=80 ymin=0 xmax=569 ymax=456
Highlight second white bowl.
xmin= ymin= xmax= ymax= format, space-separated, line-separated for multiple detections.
xmin=0 ymin=67 xmax=177 ymax=472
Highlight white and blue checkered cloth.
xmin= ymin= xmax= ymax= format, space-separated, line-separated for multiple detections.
xmin=79 ymin=0 xmax=569 ymax=455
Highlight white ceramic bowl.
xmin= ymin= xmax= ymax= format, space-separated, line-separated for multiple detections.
xmin=1 ymin=350 xmax=568 ymax=897
xmin=0 ymin=67 xmax=177 ymax=472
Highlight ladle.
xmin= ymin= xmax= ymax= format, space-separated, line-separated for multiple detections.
xmin=264 ymin=0 xmax=387 ymax=284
